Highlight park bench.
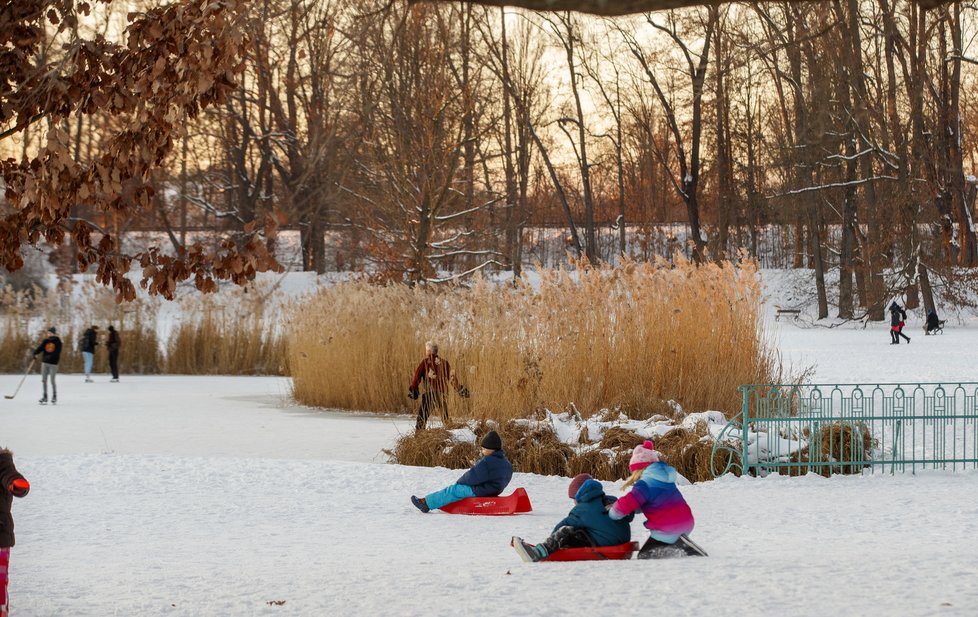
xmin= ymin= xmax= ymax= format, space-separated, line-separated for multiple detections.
xmin=774 ymin=306 xmax=802 ymax=321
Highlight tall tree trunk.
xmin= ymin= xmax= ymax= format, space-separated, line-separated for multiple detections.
xmin=918 ymin=261 xmax=936 ymax=315
xmin=944 ymin=2 xmax=975 ymax=266
xmin=560 ymin=13 xmax=597 ymax=262
xmin=713 ymin=24 xmax=732 ymax=259
xmin=499 ymin=9 xmax=520 ymax=276
xmin=840 ymin=0 xmax=884 ymax=320
xmin=809 ymin=197 xmax=829 ymax=319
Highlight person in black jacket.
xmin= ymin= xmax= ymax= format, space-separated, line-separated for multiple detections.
xmin=411 ymin=431 xmax=513 ymax=513
xmin=0 ymin=447 xmax=30 ymax=616
xmin=925 ymin=309 xmax=942 ymax=335
xmin=106 ymin=325 xmax=121 ymax=382
xmin=80 ymin=325 xmax=98 ymax=382
xmin=33 ymin=327 xmax=62 ymax=404
xmin=889 ymin=301 xmax=910 ymax=344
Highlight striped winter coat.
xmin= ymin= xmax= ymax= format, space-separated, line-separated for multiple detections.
xmin=608 ymin=461 xmax=694 ymax=544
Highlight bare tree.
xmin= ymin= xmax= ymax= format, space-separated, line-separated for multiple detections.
xmin=544 ymin=12 xmax=598 ymax=262
xmin=618 ymin=9 xmax=718 ymax=263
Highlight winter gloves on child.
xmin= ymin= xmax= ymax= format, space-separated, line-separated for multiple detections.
xmin=8 ymin=478 xmax=29 ymax=497
xmin=408 ymin=389 xmax=419 ymax=400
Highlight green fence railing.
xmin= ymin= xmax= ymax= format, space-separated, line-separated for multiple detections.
xmin=710 ymin=383 xmax=978 ymax=478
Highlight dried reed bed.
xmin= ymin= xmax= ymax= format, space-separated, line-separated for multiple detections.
xmin=289 ymin=256 xmax=781 ymax=421
xmin=164 ymin=304 xmax=286 ymax=375
xmin=0 ymin=279 xmax=285 ymax=376
xmin=0 ymin=320 xmax=34 ymax=372
xmin=286 ymin=283 xmax=426 ymax=411
xmin=784 ymin=422 xmax=875 ymax=477
xmin=388 ymin=420 xmax=737 ymax=484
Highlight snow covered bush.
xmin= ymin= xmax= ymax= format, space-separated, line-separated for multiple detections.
xmin=386 ymin=405 xmax=738 ymax=483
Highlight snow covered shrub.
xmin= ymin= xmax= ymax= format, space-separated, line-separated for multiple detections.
xmin=389 ymin=407 xmax=738 ymax=483
xmin=784 ymin=422 xmax=875 ymax=477
xmin=387 ymin=428 xmax=458 ymax=469
xmin=289 ymin=255 xmax=782 ymax=420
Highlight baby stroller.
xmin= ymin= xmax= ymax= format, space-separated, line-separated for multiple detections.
xmin=925 ymin=309 xmax=945 ymax=335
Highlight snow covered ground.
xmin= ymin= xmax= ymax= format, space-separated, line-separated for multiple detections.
xmin=4 ymin=293 xmax=978 ymax=616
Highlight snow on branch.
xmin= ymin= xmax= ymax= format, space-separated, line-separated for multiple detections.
xmin=770 ymin=175 xmax=899 ymax=198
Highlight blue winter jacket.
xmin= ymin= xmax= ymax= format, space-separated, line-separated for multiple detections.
xmin=456 ymin=450 xmax=513 ymax=497
xmin=552 ymin=479 xmax=634 ymax=547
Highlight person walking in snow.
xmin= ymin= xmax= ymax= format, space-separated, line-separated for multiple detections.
xmin=106 ymin=325 xmax=121 ymax=382
xmin=408 ymin=341 xmax=469 ymax=430
xmin=410 ymin=430 xmax=512 ymax=513
xmin=80 ymin=325 xmax=98 ymax=382
xmin=889 ymin=301 xmax=910 ymax=344
xmin=0 ymin=447 xmax=30 ymax=617
xmin=609 ymin=441 xmax=703 ymax=559
xmin=925 ymin=308 xmax=942 ymax=335
xmin=511 ymin=472 xmax=633 ymax=562
xmin=32 ymin=327 xmax=62 ymax=404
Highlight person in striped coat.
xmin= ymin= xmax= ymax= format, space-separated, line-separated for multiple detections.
xmin=609 ymin=440 xmax=700 ymax=559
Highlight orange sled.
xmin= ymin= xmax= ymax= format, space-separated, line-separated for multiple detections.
xmin=439 ymin=488 xmax=533 ymax=515
xmin=543 ymin=541 xmax=639 ymax=562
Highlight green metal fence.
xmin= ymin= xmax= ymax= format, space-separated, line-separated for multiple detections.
xmin=710 ymin=383 xmax=978 ymax=478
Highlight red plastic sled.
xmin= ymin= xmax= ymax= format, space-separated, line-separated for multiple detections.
xmin=439 ymin=488 xmax=533 ymax=515
xmin=543 ymin=542 xmax=639 ymax=562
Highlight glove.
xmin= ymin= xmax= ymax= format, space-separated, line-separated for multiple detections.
xmin=457 ymin=385 xmax=470 ymax=398
xmin=408 ymin=389 xmax=419 ymax=400
xmin=9 ymin=478 xmax=29 ymax=497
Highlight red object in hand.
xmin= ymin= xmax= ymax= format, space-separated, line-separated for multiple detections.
xmin=9 ymin=478 xmax=29 ymax=497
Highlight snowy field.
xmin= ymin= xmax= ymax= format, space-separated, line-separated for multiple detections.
xmin=4 ymin=294 xmax=978 ymax=616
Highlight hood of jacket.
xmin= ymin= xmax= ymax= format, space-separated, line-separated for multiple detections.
xmin=574 ymin=478 xmax=606 ymax=503
xmin=640 ymin=461 xmax=678 ymax=485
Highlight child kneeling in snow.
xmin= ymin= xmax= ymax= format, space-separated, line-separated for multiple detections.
xmin=512 ymin=472 xmax=633 ymax=562
xmin=411 ymin=431 xmax=513 ymax=513
xmin=609 ymin=441 xmax=703 ymax=559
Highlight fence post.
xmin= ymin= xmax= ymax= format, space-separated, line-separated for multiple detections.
xmin=740 ymin=385 xmax=750 ymax=475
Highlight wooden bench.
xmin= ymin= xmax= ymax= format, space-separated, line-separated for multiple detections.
xmin=775 ymin=307 xmax=802 ymax=321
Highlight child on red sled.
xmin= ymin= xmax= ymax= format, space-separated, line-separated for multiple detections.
xmin=609 ymin=440 xmax=706 ymax=558
xmin=511 ymin=472 xmax=634 ymax=562
xmin=411 ymin=431 xmax=512 ymax=513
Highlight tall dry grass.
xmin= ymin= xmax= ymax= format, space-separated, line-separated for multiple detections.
xmin=0 ymin=278 xmax=285 ymax=376
xmin=165 ymin=291 xmax=286 ymax=375
xmin=289 ymin=256 xmax=783 ymax=420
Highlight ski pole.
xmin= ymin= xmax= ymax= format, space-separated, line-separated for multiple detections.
xmin=5 ymin=356 xmax=36 ymax=400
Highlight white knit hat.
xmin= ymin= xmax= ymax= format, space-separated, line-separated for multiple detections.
xmin=629 ymin=440 xmax=660 ymax=471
